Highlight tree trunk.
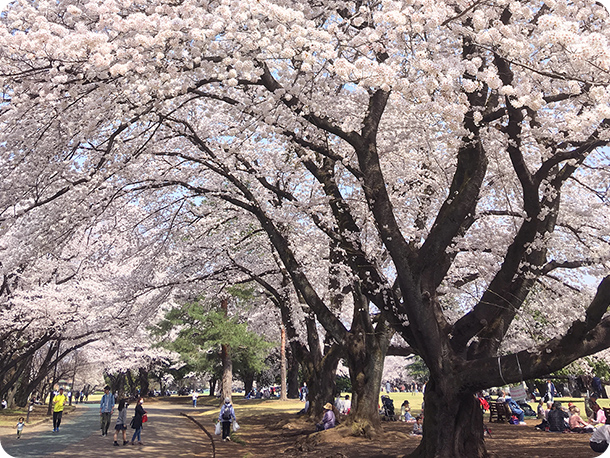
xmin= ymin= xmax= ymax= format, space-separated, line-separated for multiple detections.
xmin=306 ymin=362 xmax=338 ymax=419
xmin=406 ymin=378 xmax=488 ymax=458
xmin=280 ymin=324 xmax=287 ymax=401
xmin=221 ymin=343 xmax=233 ymax=402
xmin=343 ymin=286 xmax=392 ymax=436
xmin=344 ymin=332 xmax=386 ymax=437
xmin=209 ymin=376 xmax=217 ymax=397
xmin=287 ymin=349 xmax=299 ymax=399
xmin=243 ymin=373 xmax=255 ymax=395
xmin=220 ymin=297 xmax=232 ymax=402
xmin=138 ymin=368 xmax=149 ymax=397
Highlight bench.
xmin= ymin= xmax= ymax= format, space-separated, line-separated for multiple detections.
xmin=489 ymin=402 xmax=511 ymax=422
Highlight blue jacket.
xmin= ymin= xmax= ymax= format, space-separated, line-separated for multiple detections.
xmin=507 ymin=399 xmax=523 ymax=415
xmin=100 ymin=393 xmax=115 ymax=413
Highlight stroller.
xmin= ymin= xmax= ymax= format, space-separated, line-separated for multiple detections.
xmin=381 ymin=395 xmax=397 ymax=421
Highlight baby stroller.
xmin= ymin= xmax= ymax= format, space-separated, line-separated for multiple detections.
xmin=381 ymin=395 xmax=397 ymax=421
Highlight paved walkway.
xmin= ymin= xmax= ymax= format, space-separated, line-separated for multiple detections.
xmin=0 ymin=402 xmax=213 ymax=458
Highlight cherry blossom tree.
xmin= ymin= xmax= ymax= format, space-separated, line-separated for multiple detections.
xmin=1 ymin=1 xmax=610 ymax=456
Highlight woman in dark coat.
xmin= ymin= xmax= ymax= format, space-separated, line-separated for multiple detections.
xmin=130 ymin=398 xmax=146 ymax=445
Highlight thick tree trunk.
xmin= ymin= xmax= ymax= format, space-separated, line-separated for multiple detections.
xmin=343 ymin=286 xmax=392 ymax=436
xmin=243 ymin=373 xmax=255 ymax=395
xmin=302 ymin=340 xmax=342 ymax=418
xmin=344 ymin=330 xmax=387 ymax=436
xmin=306 ymin=361 xmax=338 ymax=419
xmin=345 ymin=348 xmax=385 ymax=436
xmin=138 ymin=368 xmax=149 ymax=397
xmin=406 ymin=378 xmax=488 ymax=458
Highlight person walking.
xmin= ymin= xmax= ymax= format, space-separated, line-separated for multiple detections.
xmin=113 ymin=399 xmax=129 ymax=446
xmin=130 ymin=397 xmax=146 ymax=445
xmin=52 ymin=388 xmax=67 ymax=432
xmin=218 ymin=397 xmax=236 ymax=441
xmin=99 ymin=386 xmax=115 ymax=437
xmin=15 ymin=417 xmax=25 ymax=439
xmin=192 ymin=391 xmax=198 ymax=408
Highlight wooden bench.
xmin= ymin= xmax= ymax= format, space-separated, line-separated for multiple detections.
xmin=489 ymin=402 xmax=511 ymax=422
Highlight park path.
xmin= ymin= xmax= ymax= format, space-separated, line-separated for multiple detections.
xmin=0 ymin=402 xmax=213 ymax=458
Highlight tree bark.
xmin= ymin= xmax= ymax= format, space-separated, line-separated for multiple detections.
xmin=280 ymin=324 xmax=287 ymax=401
xmin=406 ymin=378 xmax=488 ymax=458
xmin=345 ymin=340 xmax=386 ymax=437
xmin=287 ymin=349 xmax=300 ymax=399
xmin=138 ymin=368 xmax=149 ymax=397
xmin=305 ymin=349 xmax=340 ymax=419
xmin=209 ymin=376 xmax=217 ymax=397
xmin=343 ymin=287 xmax=392 ymax=436
xmin=243 ymin=373 xmax=255 ymax=395
xmin=220 ymin=297 xmax=232 ymax=402
xmin=221 ymin=342 xmax=233 ymax=402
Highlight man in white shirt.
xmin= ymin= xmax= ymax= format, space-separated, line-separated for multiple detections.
xmin=192 ymin=391 xmax=199 ymax=407
xmin=590 ymin=423 xmax=610 ymax=453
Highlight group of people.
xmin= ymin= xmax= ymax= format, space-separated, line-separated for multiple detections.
xmin=334 ymin=395 xmax=351 ymax=415
xmin=100 ymin=385 xmax=147 ymax=446
xmin=533 ymin=393 xmax=607 ymax=434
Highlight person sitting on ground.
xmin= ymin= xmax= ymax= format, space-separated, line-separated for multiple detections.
xmin=315 ymin=403 xmax=336 ymax=431
xmin=412 ymin=416 xmax=423 ymax=435
xmin=589 ymin=393 xmax=601 ymax=420
xmin=547 ymin=401 xmax=569 ymax=432
xmin=537 ymin=399 xmax=546 ymax=420
xmin=506 ymin=397 xmax=526 ymax=425
xmin=401 ymin=400 xmax=415 ymax=422
xmin=590 ymin=421 xmax=610 ymax=454
xmin=593 ymin=406 xmax=607 ymax=425
xmin=569 ymin=407 xmax=594 ymax=433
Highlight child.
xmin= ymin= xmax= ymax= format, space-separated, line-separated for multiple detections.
xmin=113 ymin=399 xmax=128 ymax=446
xmin=16 ymin=417 xmax=25 ymax=439
xmin=412 ymin=416 xmax=423 ymax=435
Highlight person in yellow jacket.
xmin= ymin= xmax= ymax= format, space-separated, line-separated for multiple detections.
xmin=52 ymin=388 xmax=67 ymax=432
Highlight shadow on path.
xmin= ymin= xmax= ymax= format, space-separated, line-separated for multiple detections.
xmin=1 ymin=403 xmax=212 ymax=458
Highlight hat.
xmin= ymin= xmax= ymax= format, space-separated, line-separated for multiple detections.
xmin=323 ymin=403 xmax=333 ymax=410
xmin=224 ymin=397 xmax=231 ymax=404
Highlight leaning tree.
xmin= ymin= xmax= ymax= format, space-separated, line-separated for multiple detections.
xmin=1 ymin=0 xmax=610 ymax=456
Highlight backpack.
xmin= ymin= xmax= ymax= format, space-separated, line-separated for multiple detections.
xmin=222 ymin=406 xmax=232 ymax=421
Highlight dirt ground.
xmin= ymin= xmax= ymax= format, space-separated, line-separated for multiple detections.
xmin=212 ymin=412 xmax=601 ymax=458
xmin=0 ymin=397 xmax=603 ymax=458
